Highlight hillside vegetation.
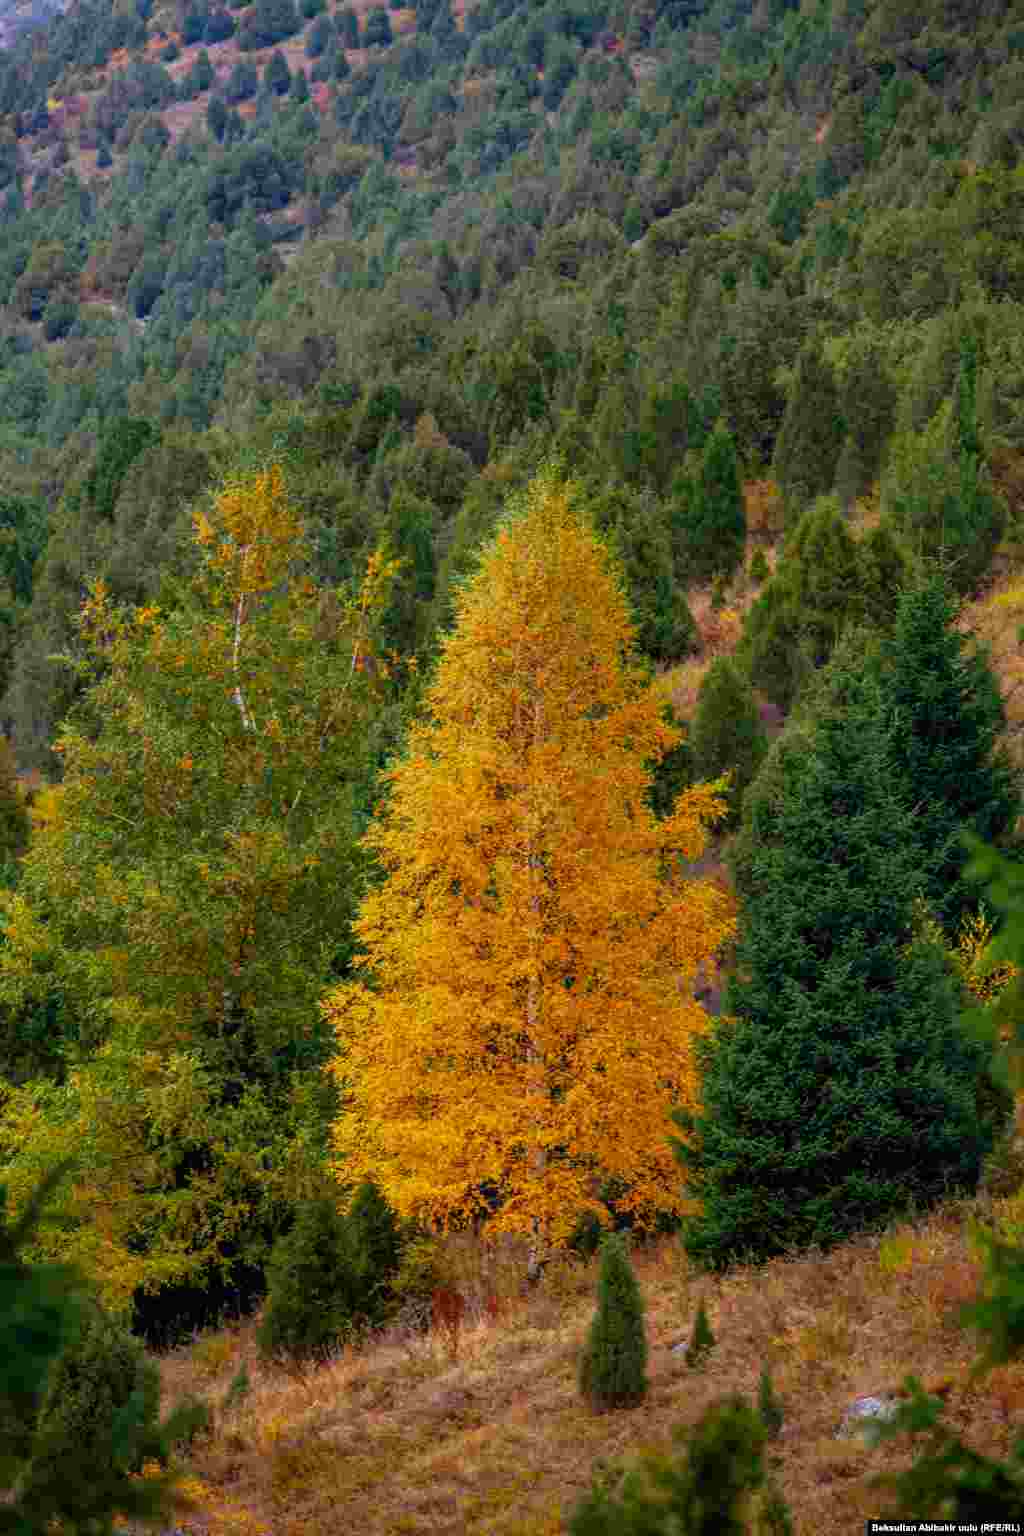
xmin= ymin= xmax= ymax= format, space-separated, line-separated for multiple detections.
xmin=4 ymin=0 xmax=1024 ymax=1529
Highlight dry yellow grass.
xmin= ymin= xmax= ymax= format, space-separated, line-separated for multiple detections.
xmin=114 ymin=1183 xmax=1024 ymax=1536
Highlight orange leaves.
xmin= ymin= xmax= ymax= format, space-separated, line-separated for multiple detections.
xmin=194 ymin=463 xmax=302 ymax=603
xmin=324 ymin=460 xmax=737 ymax=1255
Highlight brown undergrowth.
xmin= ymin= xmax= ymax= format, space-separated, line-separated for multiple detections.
xmin=117 ymin=1182 xmax=1024 ymax=1536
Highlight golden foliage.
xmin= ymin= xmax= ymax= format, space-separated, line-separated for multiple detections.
xmin=323 ymin=462 xmax=737 ymax=1256
xmin=0 ymin=465 xmax=401 ymax=1306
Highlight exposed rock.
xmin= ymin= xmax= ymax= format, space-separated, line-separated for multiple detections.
xmin=834 ymin=1394 xmax=900 ymax=1442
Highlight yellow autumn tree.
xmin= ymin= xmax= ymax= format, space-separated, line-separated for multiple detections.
xmin=0 ymin=462 xmax=402 ymax=1313
xmin=323 ymin=461 xmax=737 ymax=1268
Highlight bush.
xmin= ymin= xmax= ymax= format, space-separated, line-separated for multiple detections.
xmin=0 ymin=1162 xmax=210 ymax=1530
xmin=256 ymin=1187 xmax=362 ymax=1364
xmin=578 ymin=1232 xmax=648 ymax=1413
xmin=569 ymin=1392 xmax=793 ymax=1535
xmin=346 ymin=1177 xmax=404 ymax=1328
xmin=255 ymin=1178 xmax=404 ymax=1364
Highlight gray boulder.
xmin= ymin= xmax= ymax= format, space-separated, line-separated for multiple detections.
xmin=835 ymin=1393 xmax=901 ymax=1443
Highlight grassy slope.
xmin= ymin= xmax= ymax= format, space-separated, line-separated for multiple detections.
xmin=103 ymin=505 xmax=1024 ymax=1536
xmin=121 ymin=1186 xmax=1020 ymax=1536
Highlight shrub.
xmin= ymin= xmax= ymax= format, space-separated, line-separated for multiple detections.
xmin=578 ymin=1232 xmax=648 ymax=1413
xmin=255 ymin=1179 xmax=404 ymax=1364
xmin=346 ymin=1177 xmax=404 ymax=1328
xmin=569 ymin=1393 xmax=792 ymax=1535
xmin=0 ymin=1161 xmax=210 ymax=1530
xmin=684 ymin=1297 xmax=715 ymax=1370
xmin=255 ymin=1186 xmax=363 ymax=1365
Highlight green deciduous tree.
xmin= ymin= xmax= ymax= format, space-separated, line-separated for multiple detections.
xmin=0 ymin=465 xmax=401 ymax=1317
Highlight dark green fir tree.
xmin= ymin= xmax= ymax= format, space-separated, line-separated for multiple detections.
xmin=772 ymin=338 xmax=844 ymax=523
xmin=669 ymin=424 xmax=746 ymax=587
xmin=871 ymin=567 xmax=1019 ymax=938
xmin=689 ymin=656 xmax=768 ymax=829
xmin=671 ymin=663 xmax=1000 ymax=1274
xmin=578 ymin=1232 xmax=648 ymax=1413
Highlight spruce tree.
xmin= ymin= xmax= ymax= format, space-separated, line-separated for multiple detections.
xmin=669 ymin=425 xmax=745 ymax=587
xmin=263 ymin=48 xmax=291 ymax=94
xmin=0 ymin=1161 xmax=207 ymax=1531
xmin=738 ymin=496 xmax=914 ymax=713
xmin=757 ymin=1365 xmax=784 ymax=1439
xmin=684 ymin=1297 xmax=715 ymax=1369
xmin=689 ymin=657 xmax=768 ymax=829
xmin=610 ymin=492 xmax=697 ymax=662
xmin=579 ymin=1232 xmax=648 ymax=1413
xmin=772 ymin=338 xmax=844 ymax=522
xmin=569 ymin=1393 xmax=791 ymax=1535
xmin=672 ymin=663 xmax=999 ymax=1273
xmin=256 ymin=1185 xmax=364 ymax=1365
xmin=346 ymin=1178 xmax=404 ymax=1329
xmin=871 ymin=568 xmax=1019 ymax=938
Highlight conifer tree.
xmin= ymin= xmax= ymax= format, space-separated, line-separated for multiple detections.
xmin=323 ymin=462 xmax=735 ymax=1271
xmin=346 ymin=1178 xmax=404 ymax=1327
xmin=872 ymin=568 xmax=1019 ymax=938
xmin=610 ymin=493 xmax=697 ymax=662
xmin=670 ymin=424 xmax=746 ymax=587
xmin=772 ymin=338 xmax=843 ymax=521
xmin=672 ymin=662 xmax=999 ymax=1273
xmin=578 ymin=1232 xmax=648 ymax=1412
xmin=689 ymin=657 xmax=767 ymax=828
xmin=684 ymin=1296 xmax=715 ymax=1369
xmin=256 ymin=1184 xmax=363 ymax=1364
xmin=739 ymin=495 xmax=914 ymax=712
xmin=569 ymin=1393 xmax=790 ymax=1535
xmin=757 ymin=1365 xmax=784 ymax=1439
xmin=0 ymin=1160 xmax=207 ymax=1531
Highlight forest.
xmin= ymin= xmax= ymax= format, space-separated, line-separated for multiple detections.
xmin=4 ymin=0 xmax=1024 ymax=1528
